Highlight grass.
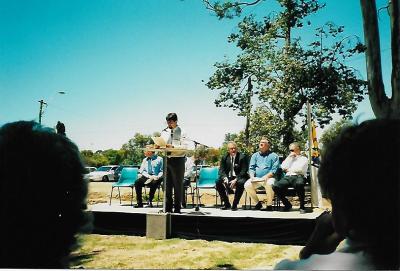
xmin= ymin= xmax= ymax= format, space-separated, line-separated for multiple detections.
xmin=70 ymin=234 xmax=302 ymax=269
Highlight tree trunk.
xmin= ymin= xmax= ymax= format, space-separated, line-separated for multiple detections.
xmin=360 ymin=0 xmax=400 ymax=118
xmin=391 ymin=0 xmax=400 ymax=117
xmin=282 ymin=117 xmax=295 ymax=149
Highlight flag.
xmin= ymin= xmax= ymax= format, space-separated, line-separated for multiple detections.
xmin=311 ymin=121 xmax=320 ymax=164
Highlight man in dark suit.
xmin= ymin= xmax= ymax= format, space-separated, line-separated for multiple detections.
xmin=216 ymin=141 xmax=249 ymax=211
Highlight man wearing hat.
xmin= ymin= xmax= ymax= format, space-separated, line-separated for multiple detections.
xmin=134 ymin=148 xmax=163 ymax=207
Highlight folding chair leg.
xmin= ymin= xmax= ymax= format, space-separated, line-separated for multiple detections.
xmin=199 ymin=188 xmax=202 ymax=205
xmin=110 ymin=187 xmax=114 ymax=205
xmin=184 ymin=187 xmax=187 ymax=207
xmin=196 ymin=187 xmax=202 ymax=205
xmin=273 ymin=194 xmax=280 ymax=210
xmin=118 ymin=187 xmax=121 ymax=204
xmin=249 ymin=196 xmax=251 ymax=210
xmin=131 ymin=187 xmax=133 ymax=206
xmin=156 ymin=186 xmax=161 ymax=207
xmin=143 ymin=187 xmax=148 ymax=203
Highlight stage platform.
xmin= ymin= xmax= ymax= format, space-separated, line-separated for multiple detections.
xmin=89 ymin=203 xmax=323 ymax=245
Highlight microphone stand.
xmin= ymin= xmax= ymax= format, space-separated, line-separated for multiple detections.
xmin=185 ymin=138 xmax=210 ymax=215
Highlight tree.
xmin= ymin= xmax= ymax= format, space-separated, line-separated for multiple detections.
xmin=102 ymin=149 xmax=126 ymax=165
xmin=121 ymin=132 xmax=154 ymax=165
xmin=191 ymin=145 xmax=221 ymax=166
xmin=360 ymin=0 xmax=400 ymax=118
xmin=204 ymin=0 xmax=367 ymax=147
xmin=80 ymin=150 xmax=110 ymax=167
xmin=319 ymin=119 xmax=352 ymax=149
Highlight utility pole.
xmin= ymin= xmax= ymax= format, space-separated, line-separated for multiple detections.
xmin=244 ymin=76 xmax=253 ymax=147
xmin=38 ymin=99 xmax=47 ymax=124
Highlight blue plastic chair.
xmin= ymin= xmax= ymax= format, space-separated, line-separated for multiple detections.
xmin=109 ymin=167 xmax=138 ymax=206
xmin=194 ymin=167 xmax=220 ymax=207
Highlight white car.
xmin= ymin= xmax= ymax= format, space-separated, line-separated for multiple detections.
xmin=83 ymin=167 xmax=97 ymax=180
xmin=87 ymin=165 xmax=118 ymax=182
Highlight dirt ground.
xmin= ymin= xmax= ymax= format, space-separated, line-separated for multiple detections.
xmin=88 ymin=181 xmax=237 ymax=206
xmin=87 ymin=181 xmax=325 ymax=208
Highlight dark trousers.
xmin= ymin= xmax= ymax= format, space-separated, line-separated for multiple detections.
xmin=134 ymin=175 xmax=163 ymax=204
xmin=182 ymin=177 xmax=191 ymax=208
xmin=165 ymin=157 xmax=185 ymax=212
xmin=215 ymin=176 xmax=246 ymax=207
xmin=273 ymin=175 xmax=306 ymax=209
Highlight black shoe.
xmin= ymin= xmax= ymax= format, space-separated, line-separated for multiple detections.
xmin=299 ymin=208 xmax=306 ymax=214
xmin=145 ymin=202 xmax=153 ymax=208
xmin=135 ymin=203 xmax=143 ymax=208
xmin=263 ymin=205 xmax=273 ymax=211
xmin=173 ymin=209 xmax=181 ymax=214
xmin=254 ymin=201 xmax=263 ymax=210
xmin=231 ymin=205 xmax=238 ymax=211
xmin=282 ymin=203 xmax=292 ymax=212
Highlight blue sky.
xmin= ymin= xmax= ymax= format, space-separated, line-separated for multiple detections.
xmin=0 ymin=0 xmax=391 ymax=150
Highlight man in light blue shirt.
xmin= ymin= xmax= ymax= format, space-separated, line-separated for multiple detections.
xmin=134 ymin=148 xmax=163 ymax=208
xmin=244 ymin=137 xmax=280 ymax=211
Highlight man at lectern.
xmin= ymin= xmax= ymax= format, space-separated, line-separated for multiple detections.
xmin=156 ymin=113 xmax=187 ymax=213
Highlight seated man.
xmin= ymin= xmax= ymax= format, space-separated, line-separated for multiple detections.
xmin=182 ymin=155 xmax=195 ymax=208
xmin=134 ymin=148 xmax=163 ymax=207
xmin=275 ymin=119 xmax=399 ymax=270
xmin=244 ymin=137 xmax=279 ymax=211
xmin=273 ymin=142 xmax=308 ymax=213
xmin=216 ymin=141 xmax=249 ymax=211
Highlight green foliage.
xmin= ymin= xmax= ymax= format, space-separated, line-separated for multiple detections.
xmin=81 ymin=132 xmax=159 ymax=167
xmin=101 ymin=149 xmax=126 ymax=165
xmin=205 ymin=0 xmax=367 ymax=148
xmin=121 ymin=132 xmax=154 ymax=165
xmin=221 ymin=107 xmax=306 ymax=156
xmin=80 ymin=150 xmax=110 ymax=167
xmin=319 ymin=119 xmax=352 ymax=150
xmin=194 ymin=145 xmax=221 ymax=166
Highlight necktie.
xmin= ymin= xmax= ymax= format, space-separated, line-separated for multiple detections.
xmin=230 ymin=156 xmax=234 ymax=177
xmin=147 ymin=158 xmax=153 ymax=175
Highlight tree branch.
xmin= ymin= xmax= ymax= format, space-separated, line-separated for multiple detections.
xmin=203 ymin=0 xmax=263 ymax=11
xmin=329 ymin=35 xmax=360 ymax=66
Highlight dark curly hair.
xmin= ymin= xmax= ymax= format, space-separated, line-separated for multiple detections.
xmin=318 ymin=119 xmax=399 ymax=269
xmin=0 ymin=121 xmax=91 ymax=268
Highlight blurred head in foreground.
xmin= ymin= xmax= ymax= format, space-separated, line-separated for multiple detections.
xmin=319 ymin=118 xmax=399 ymax=269
xmin=0 ymin=121 xmax=91 ymax=268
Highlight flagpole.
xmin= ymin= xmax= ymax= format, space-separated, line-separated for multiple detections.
xmin=306 ymin=101 xmax=314 ymax=208
xmin=307 ymin=101 xmax=313 ymax=168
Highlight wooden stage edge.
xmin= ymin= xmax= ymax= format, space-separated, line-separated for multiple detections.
xmin=89 ymin=203 xmax=324 ymax=219
xmin=88 ymin=203 xmax=324 ymax=245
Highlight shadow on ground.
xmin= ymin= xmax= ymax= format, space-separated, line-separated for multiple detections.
xmin=69 ymin=250 xmax=101 ymax=268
